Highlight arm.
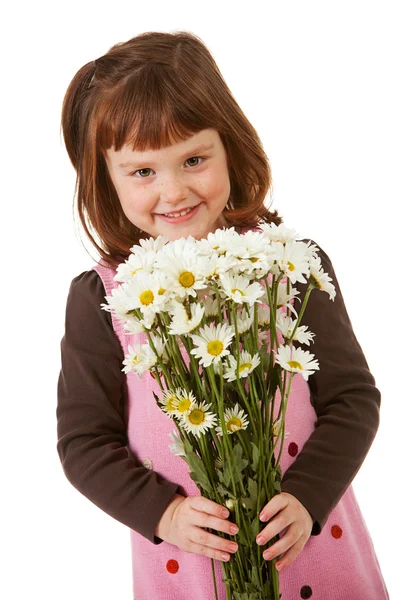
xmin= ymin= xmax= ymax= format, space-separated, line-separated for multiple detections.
xmin=280 ymin=240 xmax=381 ymax=535
xmin=56 ymin=270 xmax=180 ymax=544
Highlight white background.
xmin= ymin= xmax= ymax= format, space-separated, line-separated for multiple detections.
xmin=2 ymin=1 xmax=397 ymax=598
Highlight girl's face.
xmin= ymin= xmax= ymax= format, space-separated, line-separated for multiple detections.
xmin=105 ymin=128 xmax=232 ymax=241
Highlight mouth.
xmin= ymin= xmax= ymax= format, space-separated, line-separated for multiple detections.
xmin=155 ymin=203 xmax=201 ymax=223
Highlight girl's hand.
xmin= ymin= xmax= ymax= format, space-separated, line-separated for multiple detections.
xmin=256 ymin=492 xmax=313 ymax=572
xmin=156 ymin=493 xmax=239 ymax=563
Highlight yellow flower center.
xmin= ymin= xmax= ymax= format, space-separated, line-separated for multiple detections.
xmin=131 ymin=355 xmax=139 ymax=365
xmin=207 ymin=340 xmax=224 ymax=356
xmin=239 ymin=362 xmax=253 ymax=373
xmin=249 ymin=257 xmax=259 ymax=263
xmin=189 ymin=408 xmax=205 ymax=425
xmin=140 ymin=289 xmax=154 ymax=305
xmin=310 ymin=274 xmax=322 ymax=290
xmin=166 ymin=395 xmax=178 ymax=411
xmin=178 ymin=397 xmax=191 ymax=412
xmin=158 ymin=287 xmax=166 ymax=295
xmin=288 ymin=360 xmax=303 ymax=370
xmin=179 ymin=271 xmax=195 ymax=288
xmin=288 ymin=261 xmax=295 ymax=272
xmin=231 ymin=288 xmax=245 ymax=295
xmin=227 ymin=417 xmax=242 ymax=432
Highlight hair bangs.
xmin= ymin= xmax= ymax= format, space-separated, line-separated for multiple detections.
xmin=97 ymin=66 xmax=216 ymax=155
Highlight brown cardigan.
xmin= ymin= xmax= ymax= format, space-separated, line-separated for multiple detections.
xmin=56 ymin=239 xmax=380 ymax=543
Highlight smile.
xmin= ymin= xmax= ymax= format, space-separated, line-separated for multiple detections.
xmin=156 ymin=203 xmax=201 ymax=224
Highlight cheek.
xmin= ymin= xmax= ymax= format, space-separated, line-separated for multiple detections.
xmin=199 ymin=168 xmax=230 ymax=203
xmin=119 ymin=185 xmax=153 ymax=215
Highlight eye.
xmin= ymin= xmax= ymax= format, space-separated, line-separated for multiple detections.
xmin=129 ymin=156 xmax=204 ymax=178
xmin=130 ymin=168 xmax=154 ymax=178
xmin=185 ymin=156 xmax=203 ymax=167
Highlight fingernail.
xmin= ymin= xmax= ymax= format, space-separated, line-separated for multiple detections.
xmin=222 ymin=553 xmax=230 ymax=561
xmin=256 ymin=535 xmax=265 ymax=545
xmin=222 ymin=509 xmax=229 ymax=517
xmin=229 ymin=525 xmax=239 ymax=534
xmin=260 ymin=512 xmax=267 ymax=522
xmin=276 ymin=563 xmax=282 ymax=571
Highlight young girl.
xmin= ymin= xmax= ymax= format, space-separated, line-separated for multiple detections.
xmin=57 ymin=31 xmax=389 ymax=599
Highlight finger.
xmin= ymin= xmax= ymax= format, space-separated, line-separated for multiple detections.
xmin=261 ymin=526 xmax=302 ymax=561
xmin=188 ymin=539 xmax=233 ymax=563
xmin=189 ymin=527 xmax=239 ymax=562
xmin=260 ymin=493 xmax=289 ymax=522
xmin=191 ymin=496 xmax=231 ymax=519
xmin=196 ymin=511 xmax=240 ymax=538
xmin=257 ymin=514 xmax=294 ymax=546
xmin=274 ymin=538 xmax=305 ymax=571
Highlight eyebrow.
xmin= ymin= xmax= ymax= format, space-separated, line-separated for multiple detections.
xmin=118 ymin=143 xmax=215 ymax=169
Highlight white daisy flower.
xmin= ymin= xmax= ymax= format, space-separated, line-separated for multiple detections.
xmin=276 ymin=313 xmax=315 ymax=346
xmin=196 ymin=227 xmax=240 ymax=258
xmin=236 ymin=311 xmax=254 ymax=334
xmin=159 ymin=389 xmax=180 ymax=417
xmin=223 ymin=350 xmax=261 ymax=382
xmin=130 ymin=234 xmax=169 ymax=256
xmin=258 ymin=222 xmax=301 ymax=244
xmin=122 ymin=342 xmax=158 ymax=377
xmin=204 ymin=296 xmax=220 ymax=317
xmin=309 ymin=255 xmax=336 ymax=300
xmin=168 ymin=429 xmax=186 ymax=457
xmin=168 ymin=301 xmax=205 ymax=335
xmin=137 ymin=309 xmax=157 ymax=330
xmin=155 ymin=241 xmax=208 ymax=299
xmin=114 ymin=250 xmax=158 ymax=283
xmin=216 ymin=403 xmax=249 ymax=435
xmin=150 ymin=334 xmax=169 ymax=364
xmin=200 ymin=252 xmax=239 ymax=281
xmin=273 ymin=345 xmax=320 ymax=381
xmin=122 ymin=317 xmax=147 ymax=335
xmin=272 ymin=419 xmax=290 ymax=440
xmin=268 ymin=240 xmax=311 ymax=286
xmin=171 ymin=388 xmax=197 ymax=419
xmin=227 ymin=230 xmax=271 ymax=274
xmin=100 ymin=281 xmax=140 ymax=323
xmin=180 ymin=401 xmax=218 ymax=437
xmin=189 ymin=322 xmax=235 ymax=367
xmin=122 ymin=271 xmax=169 ymax=318
xmin=219 ymin=271 xmax=265 ymax=305
xmin=256 ymin=304 xmax=271 ymax=326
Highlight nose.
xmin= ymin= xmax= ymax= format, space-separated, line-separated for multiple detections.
xmin=159 ymin=174 xmax=188 ymax=205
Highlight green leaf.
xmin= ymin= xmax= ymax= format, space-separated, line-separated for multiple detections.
xmin=250 ymin=515 xmax=260 ymax=540
xmin=241 ymin=477 xmax=258 ymax=512
xmin=231 ymin=443 xmax=248 ymax=484
xmin=185 ymin=450 xmax=212 ymax=493
xmin=216 ymin=484 xmax=236 ymax=500
xmin=250 ymin=565 xmax=260 ymax=588
xmin=189 ymin=470 xmax=212 ymax=493
xmin=250 ymin=442 xmax=260 ymax=472
xmin=183 ymin=437 xmax=194 ymax=455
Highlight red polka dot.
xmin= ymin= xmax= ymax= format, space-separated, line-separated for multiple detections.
xmin=288 ymin=442 xmax=298 ymax=457
xmin=331 ymin=524 xmax=343 ymax=539
xmin=166 ymin=559 xmax=179 ymax=574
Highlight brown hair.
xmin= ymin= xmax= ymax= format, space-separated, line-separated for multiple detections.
xmin=60 ymin=30 xmax=283 ymax=268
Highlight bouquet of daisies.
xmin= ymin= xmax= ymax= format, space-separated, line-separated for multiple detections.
xmin=101 ymin=223 xmax=336 ymax=600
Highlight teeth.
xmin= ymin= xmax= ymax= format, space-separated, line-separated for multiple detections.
xmin=164 ymin=207 xmax=194 ymax=218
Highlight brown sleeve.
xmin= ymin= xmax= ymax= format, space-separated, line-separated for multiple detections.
xmin=280 ymin=239 xmax=381 ymax=535
xmin=56 ymin=269 xmax=180 ymax=544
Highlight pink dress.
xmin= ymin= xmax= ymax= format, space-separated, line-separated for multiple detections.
xmin=92 ymin=231 xmax=389 ymax=600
